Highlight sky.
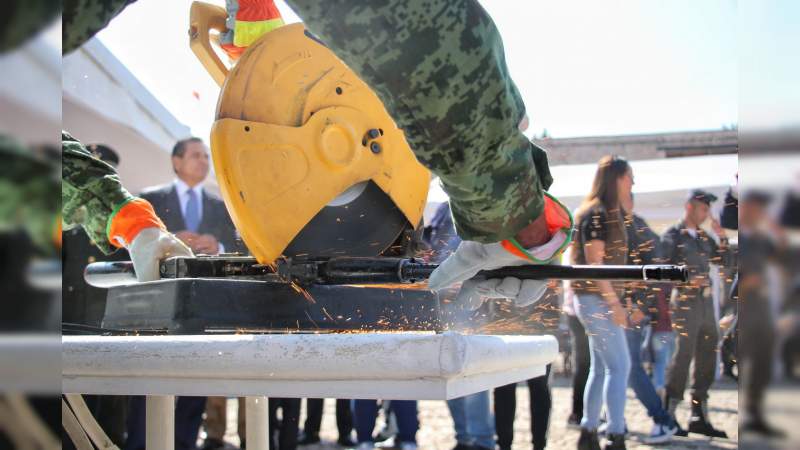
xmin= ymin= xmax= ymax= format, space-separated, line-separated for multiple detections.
xmin=97 ymin=0 xmax=739 ymax=142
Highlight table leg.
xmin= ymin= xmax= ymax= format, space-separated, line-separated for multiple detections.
xmin=246 ymin=396 xmax=269 ymax=450
xmin=146 ymin=395 xmax=174 ymax=450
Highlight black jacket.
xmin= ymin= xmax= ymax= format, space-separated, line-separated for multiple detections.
xmin=139 ymin=183 xmax=242 ymax=253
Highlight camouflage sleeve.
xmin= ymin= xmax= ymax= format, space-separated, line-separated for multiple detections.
xmin=62 ymin=0 xmax=138 ymax=54
xmin=62 ymin=131 xmax=133 ymax=254
xmin=0 ymin=135 xmax=60 ymax=250
xmin=285 ymin=0 xmax=552 ymax=243
xmin=0 ymin=1 xmax=61 ymax=52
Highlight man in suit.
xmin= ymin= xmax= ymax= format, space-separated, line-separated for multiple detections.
xmin=139 ymin=137 xmax=239 ymax=255
xmin=126 ymin=137 xmax=242 ymax=450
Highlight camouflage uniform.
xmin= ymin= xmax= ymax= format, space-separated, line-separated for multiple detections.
xmin=62 ymin=131 xmax=134 ymax=253
xmin=0 ymin=1 xmax=138 ymax=253
xmin=285 ymin=0 xmax=553 ymax=242
xmin=0 ymin=136 xmax=60 ymax=250
xmin=4 ymin=0 xmax=552 ymax=251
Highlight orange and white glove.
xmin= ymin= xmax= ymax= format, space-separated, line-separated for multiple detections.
xmin=428 ymin=193 xmax=573 ymax=309
xmin=107 ymin=198 xmax=193 ymax=282
xmin=220 ymin=0 xmax=285 ymax=60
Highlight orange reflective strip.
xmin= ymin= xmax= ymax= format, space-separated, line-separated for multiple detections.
xmin=501 ymin=239 xmax=529 ymax=259
xmin=221 ymin=42 xmax=246 ymax=60
xmin=543 ymin=193 xmax=573 ymax=236
xmin=236 ymin=0 xmax=283 ymax=21
xmin=501 ymin=193 xmax=575 ymax=262
xmin=53 ymin=215 xmax=62 ymax=249
xmin=106 ymin=198 xmax=166 ymax=248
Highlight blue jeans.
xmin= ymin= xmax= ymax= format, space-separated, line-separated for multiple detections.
xmin=575 ymin=294 xmax=631 ymax=435
xmin=447 ymin=391 xmax=495 ymax=449
xmin=650 ymin=330 xmax=676 ymax=391
xmin=353 ymin=400 xmax=418 ymax=444
xmin=626 ymin=326 xmax=672 ymax=426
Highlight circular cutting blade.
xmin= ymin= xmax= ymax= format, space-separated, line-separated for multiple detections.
xmin=283 ymin=181 xmax=410 ymax=257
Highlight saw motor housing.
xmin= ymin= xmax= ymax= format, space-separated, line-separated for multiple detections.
xmin=190 ymin=3 xmax=430 ymax=264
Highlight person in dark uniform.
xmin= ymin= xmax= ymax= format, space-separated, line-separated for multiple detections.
xmin=62 ymin=144 xmax=129 ymax=328
xmin=661 ymin=189 xmax=733 ymax=438
xmin=492 ymin=283 xmax=559 ymax=450
xmin=61 ymin=144 xmax=129 ymax=449
xmin=298 ymin=398 xmax=355 ymax=446
xmin=736 ymin=190 xmax=786 ymax=438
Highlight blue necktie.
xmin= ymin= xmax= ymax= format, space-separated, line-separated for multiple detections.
xmin=185 ymin=189 xmax=201 ymax=232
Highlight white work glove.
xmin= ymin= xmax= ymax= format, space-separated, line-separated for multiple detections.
xmin=428 ymin=230 xmax=570 ymax=310
xmin=128 ymin=227 xmax=194 ymax=282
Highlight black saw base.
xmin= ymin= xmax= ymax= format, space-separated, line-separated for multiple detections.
xmin=101 ymin=278 xmax=442 ymax=334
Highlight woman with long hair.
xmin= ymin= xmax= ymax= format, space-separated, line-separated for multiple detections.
xmin=571 ymin=156 xmax=633 ymax=450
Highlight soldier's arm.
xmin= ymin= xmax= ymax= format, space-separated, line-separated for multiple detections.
xmin=62 ymin=0 xmax=139 ymax=54
xmin=0 ymin=135 xmax=60 ymax=250
xmin=285 ymin=0 xmax=552 ymax=243
xmin=62 ymin=131 xmax=134 ymax=253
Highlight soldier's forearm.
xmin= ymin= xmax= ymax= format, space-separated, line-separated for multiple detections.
xmin=286 ymin=0 xmax=550 ymax=243
xmin=62 ymin=132 xmax=134 ymax=253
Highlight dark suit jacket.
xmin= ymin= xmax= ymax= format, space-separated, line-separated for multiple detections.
xmin=139 ymin=183 xmax=242 ymax=254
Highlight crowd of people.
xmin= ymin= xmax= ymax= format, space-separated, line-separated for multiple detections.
xmin=62 ymin=139 xmax=775 ymax=450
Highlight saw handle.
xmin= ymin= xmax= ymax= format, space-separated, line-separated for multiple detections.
xmin=189 ymin=1 xmax=229 ymax=86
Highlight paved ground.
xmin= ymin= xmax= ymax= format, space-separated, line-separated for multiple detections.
xmin=214 ymin=375 xmax=756 ymax=450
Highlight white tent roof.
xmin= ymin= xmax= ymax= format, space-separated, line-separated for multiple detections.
xmin=425 ymin=154 xmax=738 ymax=231
xmin=62 ymin=38 xmax=202 ymax=194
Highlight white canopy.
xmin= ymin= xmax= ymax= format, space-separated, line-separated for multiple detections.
xmin=426 ymin=154 xmax=738 ymax=231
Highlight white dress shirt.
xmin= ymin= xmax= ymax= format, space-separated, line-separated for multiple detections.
xmin=174 ymin=179 xmax=204 ymax=222
xmin=174 ymin=179 xmax=225 ymax=253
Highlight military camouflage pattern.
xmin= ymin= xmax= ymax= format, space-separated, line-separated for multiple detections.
xmin=0 ymin=136 xmax=60 ymax=251
xmin=286 ymin=0 xmax=553 ymax=243
xmin=0 ymin=0 xmax=60 ymax=53
xmin=62 ymin=131 xmax=133 ymax=253
xmin=62 ymin=0 xmax=137 ymax=54
xmin=3 ymin=0 xmax=552 ymax=253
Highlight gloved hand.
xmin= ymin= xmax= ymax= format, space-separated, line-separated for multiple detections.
xmin=428 ymin=193 xmax=572 ymax=309
xmin=129 ymin=227 xmax=193 ymax=282
xmin=107 ymin=198 xmax=194 ymax=282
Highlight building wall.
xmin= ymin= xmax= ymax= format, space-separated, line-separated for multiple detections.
xmin=534 ymin=129 xmax=738 ymax=165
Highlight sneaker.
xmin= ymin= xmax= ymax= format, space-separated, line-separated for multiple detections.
xmin=298 ymin=432 xmax=321 ymax=445
xmin=567 ymin=413 xmax=582 ymax=430
xmin=577 ymin=428 xmax=601 ymax=450
xmin=399 ymin=443 xmax=418 ymax=450
xmin=741 ymin=418 xmax=786 ymax=438
xmin=338 ymin=436 xmax=358 ymax=447
xmin=452 ymin=444 xmax=475 ymax=450
xmin=603 ymin=433 xmax=626 ymax=450
xmin=643 ymin=422 xmax=677 ymax=444
xmin=357 ymin=443 xmax=375 ymax=450
xmin=201 ymin=438 xmax=226 ymax=450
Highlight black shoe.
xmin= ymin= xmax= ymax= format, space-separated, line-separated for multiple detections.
xmin=474 ymin=446 xmax=494 ymax=450
xmin=338 ymin=436 xmax=358 ymax=447
xmin=240 ymin=441 xmax=245 ymax=450
xmin=674 ymin=423 xmax=688 ymax=437
xmin=603 ymin=434 xmax=626 ymax=450
xmin=298 ymin=432 xmax=321 ymax=445
xmin=577 ymin=429 xmax=601 ymax=450
xmin=567 ymin=413 xmax=582 ymax=430
xmin=741 ymin=418 xmax=786 ymax=439
xmin=451 ymin=444 xmax=475 ymax=450
xmin=688 ymin=400 xmax=728 ymax=438
xmin=201 ymin=438 xmax=226 ymax=450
